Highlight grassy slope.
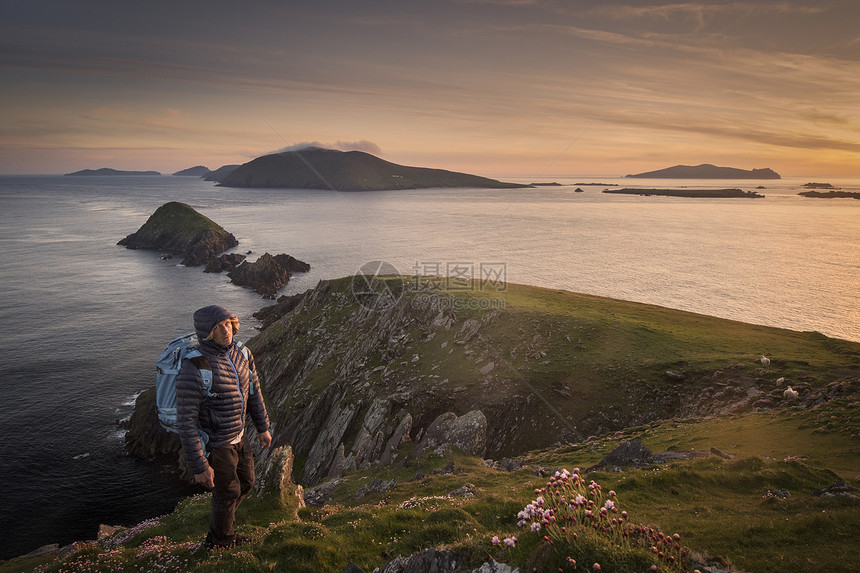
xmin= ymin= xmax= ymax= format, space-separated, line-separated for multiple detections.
xmin=250 ymin=277 xmax=857 ymax=466
xmin=7 ymin=281 xmax=858 ymax=572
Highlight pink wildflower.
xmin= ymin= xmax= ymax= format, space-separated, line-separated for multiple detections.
xmin=504 ymin=536 xmax=517 ymax=547
xmin=492 ymin=536 xmax=500 ymax=545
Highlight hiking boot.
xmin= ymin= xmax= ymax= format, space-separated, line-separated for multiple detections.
xmin=230 ymin=534 xmax=250 ymax=547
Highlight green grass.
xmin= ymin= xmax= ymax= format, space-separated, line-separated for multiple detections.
xmin=11 ymin=399 xmax=858 ymax=573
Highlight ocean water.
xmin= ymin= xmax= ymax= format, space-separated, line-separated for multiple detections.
xmin=0 ymin=174 xmax=858 ymax=559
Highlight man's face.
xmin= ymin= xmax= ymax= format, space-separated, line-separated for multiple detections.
xmin=212 ymin=319 xmax=233 ymax=346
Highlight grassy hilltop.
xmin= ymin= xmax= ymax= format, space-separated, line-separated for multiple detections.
xmin=8 ymin=279 xmax=858 ymax=573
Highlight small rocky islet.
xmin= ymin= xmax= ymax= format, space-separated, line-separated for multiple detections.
xmin=117 ymin=201 xmax=309 ymax=296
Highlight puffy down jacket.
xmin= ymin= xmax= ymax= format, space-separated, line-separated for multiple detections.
xmin=176 ymin=306 xmax=269 ymax=475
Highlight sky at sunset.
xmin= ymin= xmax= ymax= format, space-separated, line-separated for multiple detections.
xmin=2 ymin=0 xmax=859 ymax=177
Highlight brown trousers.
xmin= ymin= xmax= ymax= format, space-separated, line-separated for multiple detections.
xmin=207 ymin=437 xmax=254 ymax=546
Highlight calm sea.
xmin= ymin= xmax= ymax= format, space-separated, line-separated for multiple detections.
xmin=0 ymin=174 xmax=858 ymax=559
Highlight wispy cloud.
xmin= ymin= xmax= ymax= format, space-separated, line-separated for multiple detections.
xmin=270 ymin=140 xmax=383 ymax=155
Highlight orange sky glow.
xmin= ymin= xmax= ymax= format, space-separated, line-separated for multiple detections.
xmin=1 ymin=1 xmax=858 ymax=177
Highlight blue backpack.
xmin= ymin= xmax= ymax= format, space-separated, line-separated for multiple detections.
xmin=155 ymin=333 xmax=251 ymax=451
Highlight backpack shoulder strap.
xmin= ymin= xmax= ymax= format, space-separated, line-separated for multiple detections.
xmin=237 ymin=340 xmax=250 ymax=359
xmin=187 ymin=353 xmax=215 ymax=396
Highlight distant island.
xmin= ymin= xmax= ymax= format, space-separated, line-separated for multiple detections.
xmin=172 ymin=165 xmax=210 ymax=177
xmin=802 ymin=182 xmax=838 ymax=189
xmin=204 ymin=164 xmax=241 ymax=181
xmin=218 ymin=147 xmax=531 ymax=190
xmin=65 ymin=168 xmax=161 ymax=176
xmin=604 ymin=188 xmax=765 ymax=198
xmin=626 ymin=164 xmax=780 ymax=179
xmin=799 ymin=190 xmax=860 ymax=200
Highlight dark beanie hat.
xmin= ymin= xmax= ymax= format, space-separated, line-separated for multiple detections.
xmin=193 ymin=305 xmax=236 ymax=340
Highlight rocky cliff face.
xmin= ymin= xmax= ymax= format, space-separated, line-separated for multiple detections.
xmin=117 ymin=201 xmax=238 ymax=266
xmin=247 ymin=278 xmax=653 ymax=486
xmin=126 ymin=277 xmax=857 ymax=489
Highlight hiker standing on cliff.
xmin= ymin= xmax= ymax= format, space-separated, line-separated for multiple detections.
xmin=176 ymin=305 xmax=272 ymax=549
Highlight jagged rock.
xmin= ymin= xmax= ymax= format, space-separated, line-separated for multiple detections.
xmin=498 ymin=458 xmax=525 ymax=472
xmin=122 ymin=386 xmax=195 ymax=483
xmin=448 ymin=483 xmax=478 ymax=498
xmin=710 ymin=447 xmax=734 ymax=460
xmin=355 ymin=478 xmax=396 ymax=499
xmin=663 ymin=370 xmax=685 ymax=382
xmin=414 ymin=411 xmax=487 ymax=458
xmin=375 ymin=549 xmax=460 ymax=573
xmin=228 ymin=252 xmax=311 ymax=298
xmin=457 ymin=319 xmax=482 ymax=343
xmin=587 ymin=438 xmax=654 ymax=471
xmin=254 ymin=292 xmax=306 ymax=329
xmin=303 ymin=478 xmax=343 ymax=507
xmin=204 ymin=252 xmax=246 ymax=273
xmin=472 ymin=562 xmax=519 ymax=573
xmin=302 ymin=400 xmax=358 ymax=485
xmin=117 ymin=201 xmax=238 ymax=266
xmin=380 ymin=414 xmax=413 ymax=465
xmin=255 ymin=445 xmax=305 ymax=515
xmin=98 ymin=525 xmax=124 ymax=540
xmin=812 ymin=481 xmax=858 ymax=498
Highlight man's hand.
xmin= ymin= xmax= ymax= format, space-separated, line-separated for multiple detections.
xmin=258 ymin=431 xmax=272 ymax=449
xmin=194 ymin=466 xmax=215 ymax=489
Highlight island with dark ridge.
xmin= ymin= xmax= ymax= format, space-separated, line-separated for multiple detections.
xmin=117 ymin=201 xmax=238 ymax=266
xmin=219 ymin=147 xmax=531 ymax=190
xmin=205 ymin=164 xmax=241 ymax=181
xmin=65 ymin=167 xmax=161 ymax=176
xmin=604 ymin=188 xmax=764 ymax=198
xmin=172 ymin=165 xmax=210 ymax=177
xmin=626 ymin=164 xmax=780 ymax=179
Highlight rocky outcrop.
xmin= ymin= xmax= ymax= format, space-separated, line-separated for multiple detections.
xmin=227 ymin=253 xmax=311 ymax=298
xmin=586 ymin=438 xmax=654 ymax=471
xmin=414 ymin=411 xmax=487 ymax=458
xmin=122 ymin=386 xmax=193 ymax=483
xmin=117 ymin=201 xmax=238 ymax=266
xmin=254 ymin=445 xmax=306 ymax=516
xmin=204 ymin=253 xmax=246 ymax=273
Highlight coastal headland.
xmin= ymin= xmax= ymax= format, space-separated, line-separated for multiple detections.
xmin=51 ymin=276 xmax=857 ymax=573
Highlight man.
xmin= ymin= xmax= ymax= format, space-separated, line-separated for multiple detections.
xmin=176 ymin=305 xmax=272 ymax=549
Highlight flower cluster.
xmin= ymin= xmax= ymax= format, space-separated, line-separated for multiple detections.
xmin=514 ymin=468 xmax=693 ymax=572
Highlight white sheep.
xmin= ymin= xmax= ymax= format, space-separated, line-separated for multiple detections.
xmin=760 ymin=355 xmax=771 ymax=367
xmin=775 ymin=377 xmax=785 ymax=387
xmin=783 ymin=386 xmax=799 ymax=400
